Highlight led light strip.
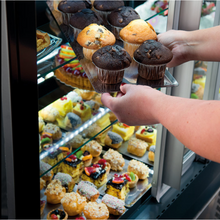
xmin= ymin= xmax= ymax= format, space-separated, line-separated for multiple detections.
xmin=39 ymin=107 xmax=110 ymax=160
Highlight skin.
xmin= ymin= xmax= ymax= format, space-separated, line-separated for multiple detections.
xmin=101 ymin=26 xmax=220 ymax=163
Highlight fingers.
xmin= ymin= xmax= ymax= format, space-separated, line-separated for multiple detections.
xmin=101 ymin=93 xmax=113 ymax=109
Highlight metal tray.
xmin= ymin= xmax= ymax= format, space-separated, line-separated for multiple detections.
xmin=37 ymin=31 xmax=62 ymax=61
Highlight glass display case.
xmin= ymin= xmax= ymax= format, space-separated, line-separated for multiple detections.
xmin=2 ymin=0 xmax=220 ymax=219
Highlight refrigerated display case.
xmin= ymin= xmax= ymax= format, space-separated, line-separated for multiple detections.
xmin=2 ymin=0 xmax=220 ymax=219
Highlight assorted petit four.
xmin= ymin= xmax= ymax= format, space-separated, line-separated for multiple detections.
xmin=76 ymin=150 xmax=93 ymax=167
xmin=54 ymin=172 xmax=75 ymax=193
xmin=112 ymin=122 xmax=135 ymax=141
xmin=72 ymin=101 xmax=92 ymax=122
xmin=127 ymin=137 xmax=148 ymax=157
xmin=47 ymin=208 xmax=68 ymax=220
xmin=122 ymin=172 xmax=139 ymax=189
xmin=148 ymin=145 xmax=156 ymax=162
xmin=104 ymin=131 xmax=123 ymax=149
xmin=81 ymin=140 xmax=102 ymax=157
xmin=40 ymin=161 xmax=54 ymax=185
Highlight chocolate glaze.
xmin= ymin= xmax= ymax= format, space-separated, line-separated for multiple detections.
xmin=83 ymin=169 xmax=106 ymax=180
xmin=107 ymin=178 xmax=128 ymax=190
xmin=64 ymin=159 xmax=82 ymax=168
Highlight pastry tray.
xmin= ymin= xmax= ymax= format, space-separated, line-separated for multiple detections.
xmin=37 ymin=30 xmax=62 ymax=61
xmin=40 ymin=152 xmax=153 ymax=219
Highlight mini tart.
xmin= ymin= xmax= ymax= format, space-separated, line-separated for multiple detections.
xmin=81 ymin=140 xmax=102 ymax=157
xmin=101 ymin=194 xmax=125 ymax=216
xmin=44 ymin=179 xmax=66 ymax=204
xmin=61 ymin=192 xmax=87 ymax=216
xmin=47 ymin=208 xmax=68 ymax=220
xmin=83 ymin=202 xmax=109 ymax=220
xmin=122 ymin=172 xmax=139 ymax=188
xmin=94 ymin=158 xmax=111 ymax=175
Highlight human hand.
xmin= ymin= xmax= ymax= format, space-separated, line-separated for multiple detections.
xmin=157 ymin=30 xmax=192 ymax=68
xmin=101 ymin=84 xmax=165 ymax=126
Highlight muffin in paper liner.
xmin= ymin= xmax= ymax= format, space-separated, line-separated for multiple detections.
xmin=93 ymin=8 xmax=111 ymax=26
xmin=69 ymin=24 xmax=82 ymax=40
xmin=107 ymin=20 xmax=122 ymax=40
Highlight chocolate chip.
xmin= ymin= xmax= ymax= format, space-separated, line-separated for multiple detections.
xmin=118 ymin=18 xmax=123 ymax=23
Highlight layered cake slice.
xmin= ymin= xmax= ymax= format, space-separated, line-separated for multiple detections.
xmin=112 ymin=122 xmax=135 ymax=141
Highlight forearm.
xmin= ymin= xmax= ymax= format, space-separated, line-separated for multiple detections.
xmin=153 ymin=95 xmax=220 ymax=162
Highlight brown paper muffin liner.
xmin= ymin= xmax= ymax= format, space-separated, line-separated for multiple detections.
xmin=93 ymin=8 xmax=111 ymax=25
xmin=107 ymin=21 xmax=122 ymax=40
xmin=69 ymin=24 xmax=82 ymax=40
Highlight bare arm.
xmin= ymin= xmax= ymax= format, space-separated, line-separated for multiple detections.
xmin=102 ymin=84 xmax=220 ymax=163
xmin=158 ymin=26 xmax=220 ymax=67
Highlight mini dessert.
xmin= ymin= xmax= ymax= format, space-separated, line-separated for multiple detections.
xmin=72 ymin=101 xmax=92 ymax=122
xmin=92 ymin=93 xmax=103 ymax=105
xmin=58 ymin=0 xmax=92 ymax=25
xmin=55 ymin=45 xmax=93 ymax=90
xmin=69 ymin=8 xmax=103 ymax=39
xmin=93 ymin=0 xmax=124 ymax=25
xmin=58 ymin=152 xmax=84 ymax=183
xmin=92 ymin=45 xmax=131 ymax=84
xmin=191 ymin=83 xmax=204 ymax=100
xmin=112 ymin=122 xmax=135 ymax=141
xmin=66 ymin=90 xmax=82 ymax=106
xmin=42 ymin=149 xmax=64 ymax=174
xmin=36 ymin=30 xmax=50 ymax=52
xmin=59 ymin=146 xmax=71 ymax=157
xmin=135 ymin=126 xmax=157 ymax=150
xmin=61 ymin=192 xmax=87 ymax=216
xmin=84 ymin=100 xmax=100 ymax=114
xmin=76 ymin=150 xmax=93 ymax=167
xmin=127 ymin=159 xmax=149 ymax=180
xmin=47 ymin=208 xmax=68 ymax=220
xmin=74 ymin=88 xmax=96 ymax=100
xmin=39 ymin=116 xmax=45 ymax=133
xmin=81 ymin=140 xmax=102 ymax=157
xmin=56 ymin=112 xmax=82 ymax=130
xmin=67 ymin=134 xmax=84 ymax=149
xmin=106 ymin=174 xmax=130 ymax=200
xmin=81 ymin=160 xmax=108 ymax=188
xmin=39 ymin=105 xmax=60 ymax=123
xmin=40 ymin=132 xmax=53 ymax=151
xmin=134 ymin=40 xmax=173 ymax=80
xmin=40 ymin=199 xmax=46 ymax=216
xmin=104 ymin=131 xmax=123 ymax=149
xmin=83 ymin=202 xmax=109 ymax=220
xmin=77 ymin=23 xmax=116 ymax=61
xmin=77 ymin=180 xmax=100 ymax=201
xmin=44 ymin=179 xmax=66 ymax=204
xmin=101 ymin=194 xmax=125 ymax=216
xmin=43 ymin=123 xmax=62 ymax=140
xmin=94 ymin=158 xmax=111 ymax=174
xmin=107 ymin=6 xmax=140 ymax=39
xmin=40 ymin=161 xmax=54 ymax=185
xmin=52 ymin=96 xmax=73 ymax=117
xmin=148 ymin=145 xmax=156 ymax=162
xmin=40 ymin=178 xmax=46 ymax=190
xmin=109 ymin=111 xmax=117 ymax=122
xmin=103 ymin=148 xmax=125 ymax=171
xmin=122 ymin=172 xmax=139 ymax=188
xmin=54 ymin=172 xmax=75 ymax=193
xmin=120 ymin=19 xmax=157 ymax=58
xmin=127 ymin=137 xmax=148 ymax=157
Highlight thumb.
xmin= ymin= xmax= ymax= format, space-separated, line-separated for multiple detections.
xmin=101 ymin=93 xmax=114 ymax=109
xmin=120 ymin=84 xmax=133 ymax=94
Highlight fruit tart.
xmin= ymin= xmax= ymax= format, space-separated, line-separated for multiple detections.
xmin=58 ymin=152 xmax=84 ymax=183
xmin=81 ymin=160 xmax=109 ymax=188
xmin=122 ymin=172 xmax=139 ymax=188
xmin=47 ymin=208 xmax=68 ymax=220
xmin=105 ymin=174 xmax=130 ymax=200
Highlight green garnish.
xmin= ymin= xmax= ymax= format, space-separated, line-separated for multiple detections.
xmin=130 ymin=172 xmax=136 ymax=181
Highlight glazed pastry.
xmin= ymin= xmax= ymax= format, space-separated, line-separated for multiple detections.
xmin=40 ymin=178 xmax=46 ymax=190
xmin=44 ymin=179 xmax=66 ymax=204
xmin=77 ymin=180 xmax=100 ymax=201
xmin=43 ymin=123 xmax=62 ymax=140
xmin=47 ymin=208 xmax=68 ymax=220
xmin=39 ymin=105 xmax=60 ymax=122
xmin=103 ymin=149 xmax=125 ymax=171
xmin=58 ymin=153 xmax=84 ymax=183
xmin=52 ymin=96 xmax=73 ymax=117
xmin=61 ymin=192 xmax=87 ymax=216
xmin=135 ymin=126 xmax=157 ymax=150
xmin=127 ymin=159 xmax=149 ymax=180
xmin=40 ymin=200 xmax=46 ymax=216
xmin=72 ymin=101 xmax=92 ymax=122
xmin=112 ymin=122 xmax=135 ymax=141
xmin=83 ymin=202 xmax=109 ymax=220
xmin=81 ymin=160 xmax=108 ymax=188
xmin=42 ymin=148 xmax=64 ymax=174
xmin=101 ymin=194 xmax=125 ymax=216
xmin=40 ymin=161 xmax=54 ymax=185
xmin=56 ymin=112 xmax=82 ymax=130
xmin=54 ymin=172 xmax=75 ymax=193
xmin=76 ymin=150 xmax=93 ymax=167
xmin=81 ymin=140 xmax=102 ymax=157
xmin=104 ymin=131 xmax=123 ymax=149
xmin=106 ymin=174 xmax=130 ymax=200
xmin=148 ymin=145 xmax=156 ymax=162
xmin=122 ymin=172 xmax=139 ymax=189
xmin=127 ymin=137 xmax=148 ymax=157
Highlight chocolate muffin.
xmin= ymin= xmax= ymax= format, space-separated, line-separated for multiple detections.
xmin=69 ymin=8 xmax=103 ymax=38
xmin=93 ymin=0 xmax=124 ymax=25
xmin=92 ymin=45 xmax=131 ymax=84
xmin=58 ymin=0 xmax=92 ymax=24
xmin=134 ymin=40 xmax=173 ymax=80
xmin=107 ymin=6 xmax=140 ymax=39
